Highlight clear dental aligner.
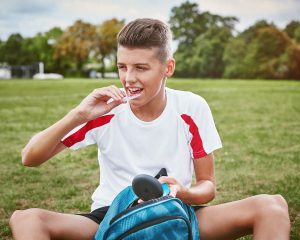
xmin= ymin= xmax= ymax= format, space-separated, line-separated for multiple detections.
xmin=107 ymin=94 xmax=141 ymax=104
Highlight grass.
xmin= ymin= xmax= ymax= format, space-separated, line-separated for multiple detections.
xmin=0 ymin=78 xmax=299 ymax=239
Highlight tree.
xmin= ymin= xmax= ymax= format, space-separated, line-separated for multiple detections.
xmin=41 ymin=27 xmax=63 ymax=73
xmin=284 ymin=43 xmax=300 ymax=79
xmin=223 ymin=21 xmax=300 ymax=79
xmin=284 ymin=21 xmax=300 ymax=44
xmin=191 ymin=26 xmax=233 ymax=78
xmin=169 ymin=1 xmax=237 ymax=77
xmin=0 ymin=34 xmax=24 ymax=65
xmin=15 ymin=27 xmax=64 ymax=74
xmin=92 ymin=18 xmax=124 ymax=78
xmin=223 ymin=20 xmax=273 ymax=78
xmin=169 ymin=1 xmax=202 ymax=45
xmin=54 ymin=20 xmax=96 ymax=76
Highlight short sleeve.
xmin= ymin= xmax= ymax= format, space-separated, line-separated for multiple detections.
xmin=181 ymin=94 xmax=222 ymax=158
xmin=61 ymin=114 xmax=115 ymax=150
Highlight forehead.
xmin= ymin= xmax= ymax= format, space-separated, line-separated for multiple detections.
xmin=117 ymin=46 xmax=159 ymax=64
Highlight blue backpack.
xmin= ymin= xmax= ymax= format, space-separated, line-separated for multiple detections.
xmin=94 ymin=171 xmax=200 ymax=240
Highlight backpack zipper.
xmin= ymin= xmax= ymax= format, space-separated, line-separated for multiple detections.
xmin=114 ymin=215 xmax=192 ymax=240
xmin=110 ymin=195 xmax=173 ymax=224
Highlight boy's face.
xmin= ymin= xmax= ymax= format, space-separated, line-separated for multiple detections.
xmin=117 ymin=46 xmax=174 ymax=110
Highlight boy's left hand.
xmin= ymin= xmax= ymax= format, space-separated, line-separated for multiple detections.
xmin=137 ymin=176 xmax=187 ymax=204
xmin=158 ymin=176 xmax=187 ymax=198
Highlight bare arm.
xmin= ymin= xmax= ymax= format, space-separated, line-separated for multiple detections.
xmin=22 ymin=86 xmax=125 ymax=167
xmin=22 ymin=110 xmax=83 ymax=167
xmin=159 ymin=153 xmax=216 ymax=205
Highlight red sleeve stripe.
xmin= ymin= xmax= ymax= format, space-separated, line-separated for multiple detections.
xmin=62 ymin=114 xmax=115 ymax=147
xmin=181 ymin=114 xmax=207 ymax=158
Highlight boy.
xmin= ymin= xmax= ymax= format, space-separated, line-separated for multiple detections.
xmin=10 ymin=18 xmax=290 ymax=240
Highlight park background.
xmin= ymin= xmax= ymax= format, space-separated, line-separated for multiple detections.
xmin=0 ymin=0 xmax=299 ymax=239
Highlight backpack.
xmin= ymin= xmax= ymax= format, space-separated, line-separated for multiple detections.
xmin=93 ymin=170 xmax=200 ymax=240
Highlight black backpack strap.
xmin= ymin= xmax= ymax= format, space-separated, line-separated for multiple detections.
xmin=154 ymin=168 xmax=168 ymax=179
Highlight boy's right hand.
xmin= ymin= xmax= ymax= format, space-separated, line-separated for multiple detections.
xmin=74 ymin=85 xmax=126 ymax=122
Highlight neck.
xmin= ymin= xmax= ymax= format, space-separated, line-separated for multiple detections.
xmin=130 ymin=89 xmax=167 ymax=122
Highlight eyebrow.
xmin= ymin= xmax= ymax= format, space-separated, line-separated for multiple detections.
xmin=117 ymin=62 xmax=150 ymax=66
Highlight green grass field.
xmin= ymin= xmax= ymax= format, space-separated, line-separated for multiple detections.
xmin=0 ymin=78 xmax=299 ymax=239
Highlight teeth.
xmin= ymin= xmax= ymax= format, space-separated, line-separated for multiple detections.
xmin=129 ymin=88 xmax=142 ymax=92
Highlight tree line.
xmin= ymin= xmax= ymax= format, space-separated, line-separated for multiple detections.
xmin=0 ymin=19 xmax=124 ymax=78
xmin=1 ymin=1 xmax=300 ymax=79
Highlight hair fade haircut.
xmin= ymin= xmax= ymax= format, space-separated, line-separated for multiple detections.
xmin=117 ymin=18 xmax=172 ymax=62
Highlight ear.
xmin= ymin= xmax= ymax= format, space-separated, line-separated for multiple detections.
xmin=165 ymin=58 xmax=176 ymax=78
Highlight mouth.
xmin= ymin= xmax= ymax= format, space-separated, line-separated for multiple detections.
xmin=127 ymin=87 xmax=144 ymax=97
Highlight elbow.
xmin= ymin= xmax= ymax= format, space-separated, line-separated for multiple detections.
xmin=21 ymin=148 xmax=32 ymax=167
xmin=207 ymin=183 xmax=217 ymax=202
xmin=201 ymin=188 xmax=216 ymax=204
xmin=209 ymin=187 xmax=216 ymax=201
xmin=21 ymin=148 xmax=40 ymax=167
xmin=201 ymin=182 xmax=216 ymax=204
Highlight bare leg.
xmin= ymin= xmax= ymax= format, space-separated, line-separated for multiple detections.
xmin=196 ymin=194 xmax=290 ymax=240
xmin=9 ymin=208 xmax=99 ymax=240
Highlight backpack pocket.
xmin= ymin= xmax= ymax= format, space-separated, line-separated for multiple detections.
xmin=104 ymin=197 xmax=192 ymax=240
xmin=109 ymin=216 xmax=191 ymax=240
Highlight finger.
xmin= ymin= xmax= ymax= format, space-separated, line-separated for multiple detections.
xmin=158 ymin=176 xmax=177 ymax=184
xmin=107 ymin=85 xmax=127 ymax=101
xmin=106 ymin=98 xmax=123 ymax=110
xmin=105 ymin=87 xmax=123 ymax=101
xmin=169 ymin=185 xmax=178 ymax=197
xmin=111 ymin=85 xmax=126 ymax=98
xmin=93 ymin=88 xmax=121 ymax=103
xmin=137 ymin=199 xmax=144 ymax=204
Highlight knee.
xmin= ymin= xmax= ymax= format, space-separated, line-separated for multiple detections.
xmin=253 ymin=194 xmax=290 ymax=222
xmin=10 ymin=208 xmax=46 ymax=229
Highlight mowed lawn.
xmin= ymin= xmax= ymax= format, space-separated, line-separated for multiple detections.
xmin=0 ymin=78 xmax=299 ymax=239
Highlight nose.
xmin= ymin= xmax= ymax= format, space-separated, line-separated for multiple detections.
xmin=125 ymin=69 xmax=137 ymax=84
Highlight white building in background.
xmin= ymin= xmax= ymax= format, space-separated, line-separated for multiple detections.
xmin=0 ymin=62 xmax=63 ymax=79
xmin=0 ymin=65 xmax=11 ymax=79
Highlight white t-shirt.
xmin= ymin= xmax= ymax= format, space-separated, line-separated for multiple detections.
xmin=62 ymin=88 xmax=222 ymax=210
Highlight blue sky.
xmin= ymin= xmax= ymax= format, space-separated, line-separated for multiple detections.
xmin=1 ymin=0 xmax=300 ymax=40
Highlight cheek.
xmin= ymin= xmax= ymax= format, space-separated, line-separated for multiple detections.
xmin=118 ymin=72 xmax=126 ymax=85
xmin=144 ymin=70 xmax=165 ymax=84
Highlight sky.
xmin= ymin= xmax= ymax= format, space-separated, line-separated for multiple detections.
xmin=1 ymin=0 xmax=300 ymax=40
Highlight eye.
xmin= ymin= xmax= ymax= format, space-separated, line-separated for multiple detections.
xmin=117 ymin=65 xmax=126 ymax=71
xmin=136 ymin=66 xmax=148 ymax=71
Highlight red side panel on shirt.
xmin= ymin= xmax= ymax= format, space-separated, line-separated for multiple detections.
xmin=181 ymin=114 xmax=207 ymax=158
xmin=62 ymin=114 xmax=115 ymax=147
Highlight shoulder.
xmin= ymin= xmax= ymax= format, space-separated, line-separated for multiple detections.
xmin=166 ymin=87 xmax=209 ymax=114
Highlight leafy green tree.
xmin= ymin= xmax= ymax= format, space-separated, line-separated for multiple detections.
xmin=191 ymin=26 xmax=233 ymax=78
xmin=222 ymin=37 xmax=247 ymax=78
xmin=0 ymin=34 xmax=24 ymax=65
xmin=169 ymin=1 xmax=237 ymax=77
xmin=38 ymin=27 xmax=63 ymax=73
xmin=0 ymin=40 xmax=4 ymax=60
xmin=284 ymin=21 xmax=300 ymax=43
xmin=170 ymin=2 xmax=236 ymax=45
xmin=15 ymin=27 xmax=63 ymax=74
xmin=169 ymin=1 xmax=202 ymax=45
